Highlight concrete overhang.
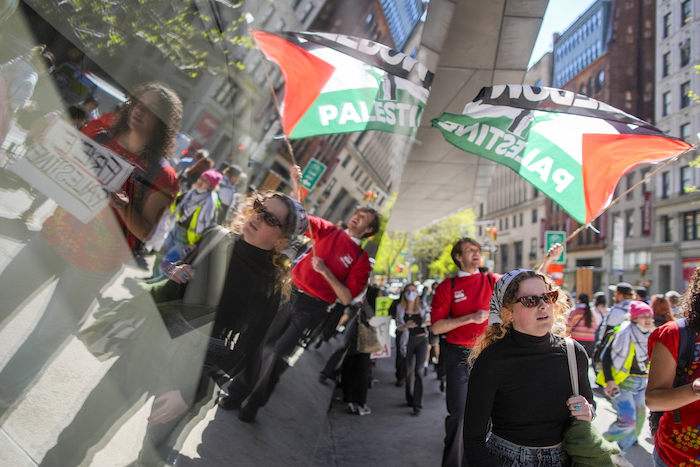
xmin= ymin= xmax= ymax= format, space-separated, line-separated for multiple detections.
xmin=387 ymin=0 xmax=549 ymax=232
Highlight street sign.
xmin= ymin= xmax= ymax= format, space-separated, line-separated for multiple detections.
xmin=399 ymin=251 xmax=408 ymax=255
xmin=406 ymin=256 xmax=416 ymax=263
xmin=544 ymin=231 xmax=566 ymax=264
xmin=300 ymin=158 xmax=327 ymax=191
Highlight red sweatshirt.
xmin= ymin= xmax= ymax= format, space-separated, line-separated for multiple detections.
xmin=431 ymin=273 xmax=498 ymax=348
xmin=292 ymin=216 xmax=371 ymax=303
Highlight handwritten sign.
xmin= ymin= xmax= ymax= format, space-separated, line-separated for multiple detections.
xmin=9 ymin=119 xmax=133 ymax=223
xmin=374 ymin=296 xmax=393 ymax=317
xmin=369 ymin=316 xmax=391 ymax=358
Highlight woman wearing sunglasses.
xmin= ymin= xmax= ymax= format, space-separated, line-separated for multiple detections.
xmin=40 ymin=191 xmax=308 ymax=466
xmin=464 ymin=269 xmax=595 ymax=467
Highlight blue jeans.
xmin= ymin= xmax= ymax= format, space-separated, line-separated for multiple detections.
xmin=486 ymin=433 xmax=570 ymax=467
xmin=157 ymin=227 xmax=189 ymax=278
xmin=653 ymin=449 xmax=670 ymax=467
xmin=603 ymin=375 xmax=648 ymax=452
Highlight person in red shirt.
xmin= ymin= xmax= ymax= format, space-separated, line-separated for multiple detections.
xmin=218 ymin=165 xmax=380 ymax=422
xmin=432 ymin=238 xmax=562 ymax=467
xmin=0 ymin=83 xmax=182 ymax=411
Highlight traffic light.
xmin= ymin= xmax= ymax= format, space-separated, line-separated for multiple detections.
xmin=364 ymin=190 xmax=378 ymax=202
xmin=485 ymin=226 xmax=498 ymax=241
xmin=640 ymin=264 xmax=647 ymax=277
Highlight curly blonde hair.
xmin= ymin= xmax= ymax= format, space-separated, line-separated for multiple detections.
xmin=231 ymin=191 xmax=293 ymax=302
xmin=468 ymin=270 xmax=570 ymax=366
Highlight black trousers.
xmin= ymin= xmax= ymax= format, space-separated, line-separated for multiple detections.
xmin=341 ymin=352 xmax=370 ymax=406
xmin=442 ymin=343 xmax=472 ymax=467
xmin=229 ymin=290 xmax=330 ymax=409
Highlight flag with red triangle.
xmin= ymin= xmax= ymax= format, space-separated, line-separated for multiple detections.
xmin=251 ymin=30 xmax=433 ymax=139
xmin=432 ymin=85 xmax=692 ymax=224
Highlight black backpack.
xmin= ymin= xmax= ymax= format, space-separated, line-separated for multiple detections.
xmin=648 ymin=318 xmax=697 ymax=437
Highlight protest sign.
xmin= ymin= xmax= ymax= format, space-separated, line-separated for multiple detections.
xmin=9 ymin=119 xmax=133 ymax=223
xmin=369 ymin=315 xmax=391 ymax=358
xmin=374 ymin=296 xmax=393 ymax=317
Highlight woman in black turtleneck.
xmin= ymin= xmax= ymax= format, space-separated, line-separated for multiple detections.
xmin=463 ymin=270 xmax=595 ymax=467
xmin=40 ymin=192 xmax=308 ymax=467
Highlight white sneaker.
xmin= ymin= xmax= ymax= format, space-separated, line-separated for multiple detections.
xmin=347 ymin=402 xmax=357 ymax=414
xmin=357 ymin=404 xmax=371 ymax=416
xmin=611 ymin=453 xmax=634 ymax=467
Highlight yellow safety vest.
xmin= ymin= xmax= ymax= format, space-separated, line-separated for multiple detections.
xmin=170 ymin=194 xmax=221 ymax=245
xmin=596 ymin=341 xmax=636 ymax=386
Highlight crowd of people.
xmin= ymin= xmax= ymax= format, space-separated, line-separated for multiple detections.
xmin=0 ymin=44 xmax=699 ymax=467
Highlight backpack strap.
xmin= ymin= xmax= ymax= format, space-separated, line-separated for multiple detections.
xmin=672 ymin=318 xmax=697 ymax=424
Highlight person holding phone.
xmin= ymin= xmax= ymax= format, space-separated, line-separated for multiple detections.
xmin=597 ymin=301 xmax=654 ymax=467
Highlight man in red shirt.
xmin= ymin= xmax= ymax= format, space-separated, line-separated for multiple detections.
xmin=433 ymin=238 xmax=561 ymax=466
xmin=219 ymin=166 xmax=380 ymax=422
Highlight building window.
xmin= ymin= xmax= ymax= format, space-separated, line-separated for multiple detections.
xmin=530 ymin=238 xmax=537 ymax=257
xmin=580 ymin=82 xmax=587 ymax=95
xmin=683 ymin=210 xmax=700 ymax=240
xmin=625 ymin=210 xmax=634 ymax=237
xmin=519 ymin=212 xmax=523 ymax=226
xmin=505 ymin=218 xmax=509 ymax=230
xmin=322 ymin=177 xmax=336 ymax=196
xmin=626 ymin=173 xmax=634 ymax=199
xmin=501 ymin=244 xmax=509 ymax=267
xmin=532 ymin=209 xmax=538 ymax=223
xmin=681 ymin=81 xmax=691 ymax=108
xmin=681 ymin=39 xmax=691 ymax=67
xmin=596 ymin=70 xmax=604 ymax=92
xmin=682 ymin=0 xmax=692 ymax=26
xmin=300 ymin=2 xmax=314 ymax=23
xmin=662 ymin=91 xmax=672 ymax=116
xmin=513 ymin=215 xmax=517 ymax=228
xmin=515 ymin=241 xmax=523 ymax=269
xmin=641 ymin=168 xmax=650 ymax=193
xmin=290 ymin=0 xmax=302 ymax=9
xmin=341 ymin=154 xmax=351 ymax=168
xmin=662 ymin=52 xmax=671 ymax=77
xmin=681 ymin=122 xmax=692 ymax=141
xmin=681 ymin=165 xmax=693 ymax=193
xmin=662 ymin=215 xmax=674 ymax=242
xmin=663 ymin=12 xmax=671 ymax=38
xmin=662 ymin=171 xmax=671 ymax=198
xmin=588 ymin=77 xmax=594 ymax=97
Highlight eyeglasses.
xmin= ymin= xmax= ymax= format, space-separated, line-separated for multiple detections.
xmin=516 ymin=290 xmax=559 ymax=308
xmin=253 ymin=199 xmax=283 ymax=228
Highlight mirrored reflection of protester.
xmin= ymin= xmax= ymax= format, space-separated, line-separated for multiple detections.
xmin=464 ymin=270 xmax=594 ymax=467
xmin=396 ymin=282 xmax=429 ymax=415
xmin=342 ymin=288 xmax=376 ymax=416
xmin=0 ymin=83 xmax=182 ymax=413
xmin=0 ymin=44 xmax=55 ymax=151
xmin=567 ymin=293 xmax=600 ymax=358
xmin=156 ymin=169 xmax=222 ymax=279
xmin=597 ymin=301 xmax=654 ymax=467
xmin=217 ymin=163 xmax=246 ymax=225
xmin=39 ymin=192 xmax=308 ymax=467
xmin=646 ymin=268 xmax=700 ymax=467
xmin=179 ymin=149 xmax=213 ymax=191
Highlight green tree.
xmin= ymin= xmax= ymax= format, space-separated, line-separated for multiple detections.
xmin=27 ymin=0 xmax=252 ymax=77
xmin=411 ymin=209 xmax=476 ymax=266
xmin=428 ymin=243 xmax=458 ymax=279
xmin=374 ymin=231 xmax=408 ymax=280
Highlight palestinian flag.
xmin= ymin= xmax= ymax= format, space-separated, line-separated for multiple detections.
xmin=433 ymin=85 xmax=692 ymax=224
xmin=251 ymin=30 xmax=433 ymax=139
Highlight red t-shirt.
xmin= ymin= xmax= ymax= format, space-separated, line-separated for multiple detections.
xmin=430 ymin=273 xmax=498 ymax=348
xmin=648 ymin=320 xmax=700 ymax=467
xmin=41 ymin=124 xmax=179 ymax=273
xmin=292 ymin=216 xmax=371 ymax=303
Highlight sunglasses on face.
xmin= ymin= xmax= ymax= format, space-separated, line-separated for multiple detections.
xmin=253 ymin=199 xmax=283 ymax=228
xmin=516 ymin=290 xmax=559 ymax=308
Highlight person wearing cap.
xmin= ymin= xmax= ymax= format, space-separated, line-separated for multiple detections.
xmin=217 ymin=165 xmax=381 ymax=422
xmin=155 ymin=169 xmax=222 ymax=279
xmin=665 ymin=290 xmax=682 ymax=318
xmin=463 ymin=269 xmax=595 ymax=467
xmin=431 ymin=238 xmax=563 ymax=467
xmin=636 ymin=286 xmax=651 ymax=305
xmin=602 ymin=282 xmax=636 ymax=334
xmin=596 ymin=301 xmax=654 ymax=467
xmin=39 ymin=191 xmax=309 ymax=466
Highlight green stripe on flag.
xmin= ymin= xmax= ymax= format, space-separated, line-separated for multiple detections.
xmin=290 ymin=88 xmax=425 ymax=139
xmin=432 ymin=113 xmax=586 ymax=224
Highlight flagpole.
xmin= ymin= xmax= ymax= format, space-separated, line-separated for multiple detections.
xmin=251 ymin=32 xmax=318 ymax=256
xmin=533 ymin=142 xmax=698 ymax=272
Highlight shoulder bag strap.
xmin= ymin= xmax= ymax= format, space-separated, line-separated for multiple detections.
xmin=565 ymin=337 xmax=579 ymax=396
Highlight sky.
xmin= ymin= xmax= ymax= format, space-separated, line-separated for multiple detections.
xmin=528 ymin=0 xmax=598 ymax=70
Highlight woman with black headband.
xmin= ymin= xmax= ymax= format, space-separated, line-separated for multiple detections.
xmin=464 ymin=269 xmax=595 ymax=467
